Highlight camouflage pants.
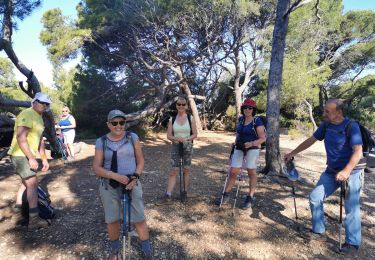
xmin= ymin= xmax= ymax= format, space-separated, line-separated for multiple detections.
xmin=170 ymin=141 xmax=193 ymax=169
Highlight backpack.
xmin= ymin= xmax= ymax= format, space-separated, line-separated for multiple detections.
xmin=238 ymin=115 xmax=267 ymax=150
xmin=171 ymin=114 xmax=193 ymax=136
xmin=22 ymin=185 xmax=56 ymax=223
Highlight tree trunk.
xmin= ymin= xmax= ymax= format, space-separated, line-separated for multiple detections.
xmin=265 ymin=0 xmax=290 ymax=175
xmin=303 ymin=99 xmax=317 ymax=131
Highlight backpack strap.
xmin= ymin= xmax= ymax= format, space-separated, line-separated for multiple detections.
xmin=252 ymin=117 xmax=258 ymax=138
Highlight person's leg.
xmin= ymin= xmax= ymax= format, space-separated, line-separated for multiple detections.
xmin=67 ymin=143 xmax=75 ymax=158
xmin=183 ymin=168 xmax=190 ymax=191
xmin=309 ymin=171 xmax=339 ymax=234
xmin=344 ymin=170 xmax=362 ymax=247
xmin=166 ymin=168 xmax=178 ymax=194
xmin=15 ymin=183 xmax=26 ymax=205
xmin=63 ymin=134 xmax=72 ymax=157
xmin=224 ymin=168 xmax=240 ymax=193
xmin=247 ymin=169 xmax=257 ymax=197
xmin=23 ymin=176 xmax=38 ymax=208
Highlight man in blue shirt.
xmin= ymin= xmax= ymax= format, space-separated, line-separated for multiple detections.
xmin=285 ymin=99 xmax=364 ymax=254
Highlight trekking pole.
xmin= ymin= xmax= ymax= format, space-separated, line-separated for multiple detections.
xmin=127 ymin=190 xmax=132 ymax=259
xmin=219 ymin=145 xmax=235 ymax=209
xmin=339 ymin=181 xmax=345 ymax=251
xmin=122 ymin=186 xmax=128 ymax=260
xmin=292 ymin=182 xmax=298 ymax=220
xmin=178 ymin=142 xmax=184 ymax=203
xmin=232 ymin=159 xmax=245 ymax=215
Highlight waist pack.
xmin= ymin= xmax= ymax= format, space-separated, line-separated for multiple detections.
xmin=22 ymin=185 xmax=56 ymax=222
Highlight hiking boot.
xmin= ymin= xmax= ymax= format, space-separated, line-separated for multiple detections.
xmin=215 ymin=194 xmax=230 ymax=206
xmin=309 ymin=231 xmax=327 ymax=241
xmin=340 ymin=243 xmax=359 ymax=254
xmin=156 ymin=194 xmax=172 ymax=205
xmin=241 ymin=195 xmax=256 ymax=209
xmin=181 ymin=191 xmax=188 ymax=203
xmin=27 ymin=215 xmax=49 ymax=231
xmin=142 ymin=251 xmax=154 ymax=260
xmin=11 ymin=207 xmax=23 ymax=226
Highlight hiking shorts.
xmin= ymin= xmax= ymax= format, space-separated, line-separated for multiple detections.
xmin=11 ymin=156 xmax=37 ymax=179
xmin=231 ymin=149 xmax=260 ymax=170
xmin=170 ymin=141 xmax=193 ymax=169
xmin=99 ymin=179 xmax=145 ymax=224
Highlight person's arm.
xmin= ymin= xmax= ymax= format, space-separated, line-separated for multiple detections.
xmin=92 ymin=147 xmax=130 ymax=185
xmin=126 ymin=139 xmax=145 ymax=190
xmin=16 ymin=126 xmax=39 ymax=170
xmin=186 ymin=116 xmax=198 ymax=141
xmin=336 ymin=145 xmax=362 ymax=181
xmin=284 ymin=136 xmax=318 ymax=161
xmin=246 ymin=125 xmax=266 ymax=148
xmin=39 ymin=137 xmax=49 ymax=172
xmin=59 ymin=116 xmax=76 ymax=130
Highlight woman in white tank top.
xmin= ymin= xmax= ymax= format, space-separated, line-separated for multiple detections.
xmin=159 ymin=95 xmax=198 ymax=204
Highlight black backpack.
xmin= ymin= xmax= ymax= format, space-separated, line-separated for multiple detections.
xmin=238 ymin=115 xmax=267 ymax=150
xmin=22 ymin=185 xmax=56 ymax=224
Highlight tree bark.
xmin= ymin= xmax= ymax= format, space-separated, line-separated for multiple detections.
xmin=265 ymin=0 xmax=291 ymax=175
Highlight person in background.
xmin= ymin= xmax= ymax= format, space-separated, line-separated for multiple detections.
xmin=56 ymin=106 xmax=76 ymax=160
xmin=8 ymin=92 xmax=52 ymax=231
xmin=160 ymin=95 xmax=198 ymax=204
xmin=92 ymin=110 xmax=153 ymax=260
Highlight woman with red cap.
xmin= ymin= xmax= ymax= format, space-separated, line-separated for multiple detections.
xmin=217 ymin=98 xmax=266 ymax=209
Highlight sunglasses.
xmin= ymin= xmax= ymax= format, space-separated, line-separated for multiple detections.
xmin=62 ymin=110 xmax=68 ymax=112
xmin=243 ymin=106 xmax=254 ymax=110
xmin=110 ymin=121 xmax=126 ymax=126
xmin=177 ymin=103 xmax=186 ymax=106
xmin=36 ymin=100 xmax=50 ymax=106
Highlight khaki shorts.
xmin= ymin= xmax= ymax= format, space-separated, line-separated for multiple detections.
xmin=171 ymin=142 xmax=193 ymax=169
xmin=11 ymin=156 xmax=37 ymax=179
xmin=99 ymin=179 xmax=145 ymax=224
xmin=231 ymin=149 xmax=260 ymax=170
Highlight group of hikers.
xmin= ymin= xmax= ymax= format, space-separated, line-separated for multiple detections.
xmin=7 ymin=92 xmax=365 ymax=259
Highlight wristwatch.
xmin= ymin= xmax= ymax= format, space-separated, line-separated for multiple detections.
xmin=133 ymin=172 xmax=141 ymax=179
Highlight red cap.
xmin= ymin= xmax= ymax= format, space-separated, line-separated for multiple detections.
xmin=241 ymin=98 xmax=256 ymax=108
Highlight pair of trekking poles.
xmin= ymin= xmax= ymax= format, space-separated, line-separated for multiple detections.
xmin=178 ymin=142 xmax=187 ymax=203
xmin=218 ymin=144 xmax=246 ymax=215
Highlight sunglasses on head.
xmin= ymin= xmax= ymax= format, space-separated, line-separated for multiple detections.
xmin=110 ymin=120 xmax=126 ymax=126
xmin=36 ymin=100 xmax=50 ymax=106
xmin=243 ymin=106 xmax=254 ymax=110
xmin=177 ymin=103 xmax=186 ymax=106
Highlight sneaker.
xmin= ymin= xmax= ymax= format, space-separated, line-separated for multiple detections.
xmin=309 ymin=231 xmax=327 ymax=241
xmin=241 ymin=195 xmax=255 ymax=209
xmin=27 ymin=215 xmax=49 ymax=231
xmin=181 ymin=191 xmax=188 ymax=202
xmin=340 ymin=243 xmax=359 ymax=254
xmin=215 ymin=194 xmax=230 ymax=206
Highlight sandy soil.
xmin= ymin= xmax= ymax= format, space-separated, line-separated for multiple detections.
xmin=0 ymin=131 xmax=374 ymax=260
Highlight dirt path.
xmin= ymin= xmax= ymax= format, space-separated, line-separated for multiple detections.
xmin=0 ymin=131 xmax=374 ymax=259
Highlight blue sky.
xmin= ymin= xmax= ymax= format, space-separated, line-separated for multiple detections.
xmin=2 ymin=0 xmax=375 ymax=86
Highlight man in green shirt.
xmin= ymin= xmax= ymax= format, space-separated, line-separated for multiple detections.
xmin=8 ymin=92 xmax=52 ymax=231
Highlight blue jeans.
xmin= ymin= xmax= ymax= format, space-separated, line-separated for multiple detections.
xmin=309 ymin=169 xmax=363 ymax=246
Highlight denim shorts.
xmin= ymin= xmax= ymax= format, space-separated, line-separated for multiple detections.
xmin=231 ymin=149 xmax=260 ymax=169
xmin=170 ymin=142 xmax=193 ymax=169
xmin=99 ymin=179 xmax=145 ymax=224
xmin=11 ymin=156 xmax=37 ymax=179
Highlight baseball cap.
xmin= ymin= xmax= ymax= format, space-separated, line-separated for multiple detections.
xmin=31 ymin=92 xmax=52 ymax=104
xmin=107 ymin=109 xmax=126 ymax=121
xmin=241 ymin=98 xmax=256 ymax=108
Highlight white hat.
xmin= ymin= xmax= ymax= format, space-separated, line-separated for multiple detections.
xmin=32 ymin=92 xmax=52 ymax=104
